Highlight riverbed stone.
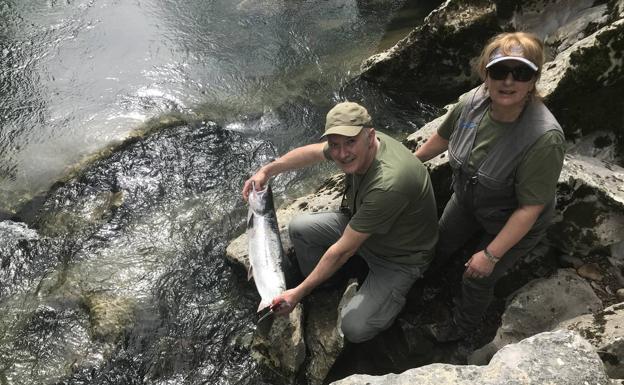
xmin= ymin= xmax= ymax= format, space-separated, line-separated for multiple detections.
xmin=468 ymin=268 xmax=602 ymax=365
xmin=83 ymin=291 xmax=137 ymax=343
xmin=557 ymin=302 xmax=624 ymax=378
xmin=330 ymin=330 xmax=610 ymax=385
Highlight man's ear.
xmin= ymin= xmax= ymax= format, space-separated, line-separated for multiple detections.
xmin=368 ymin=128 xmax=376 ymax=147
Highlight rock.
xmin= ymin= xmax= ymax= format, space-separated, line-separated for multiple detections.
xmin=616 ymin=288 xmax=624 ymax=301
xmin=567 ymin=131 xmax=621 ymax=164
xmin=557 ymin=302 xmax=624 ymax=378
xmin=548 ymin=155 xmax=624 ymax=255
xmin=359 ymin=0 xmax=500 ymax=104
xmin=469 ymin=269 xmax=602 ymax=365
xmin=511 ymin=0 xmax=608 ymax=55
xmin=577 ymin=262 xmax=605 ymax=281
xmin=305 ymin=287 xmax=347 ymax=385
xmin=83 ymin=291 xmax=136 ymax=343
xmin=542 ymin=17 xmax=624 ymax=151
xmin=330 ymin=330 xmax=610 ymax=385
xmin=609 ymin=241 xmax=624 ymax=286
xmin=251 ymin=305 xmax=306 ymax=378
xmin=0 ymin=220 xmax=57 ymax=298
xmin=558 ymin=253 xmax=584 ymax=268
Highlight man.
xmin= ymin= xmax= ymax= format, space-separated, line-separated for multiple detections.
xmin=242 ymin=101 xmax=438 ymax=343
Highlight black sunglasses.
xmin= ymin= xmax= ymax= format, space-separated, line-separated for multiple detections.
xmin=487 ymin=63 xmax=536 ymax=82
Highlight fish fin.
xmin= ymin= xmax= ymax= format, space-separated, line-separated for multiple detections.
xmin=247 ymin=265 xmax=253 ymax=281
xmin=258 ymin=301 xmax=269 ymax=313
xmin=247 ymin=212 xmax=254 ymax=229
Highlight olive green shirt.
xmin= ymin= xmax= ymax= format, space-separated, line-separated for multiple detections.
xmin=324 ymin=132 xmax=438 ymax=265
xmin=438 ymin=99 xmax=565 ymax=206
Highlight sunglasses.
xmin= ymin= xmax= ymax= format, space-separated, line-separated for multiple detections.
xmin=487 ymin=63 xmax=537 ymax=82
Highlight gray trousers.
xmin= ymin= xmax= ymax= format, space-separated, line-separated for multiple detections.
xmin=288 ymin=211 xmax=423 ymax=343
xmin=437 ymin=194 xmax=546 ymax=331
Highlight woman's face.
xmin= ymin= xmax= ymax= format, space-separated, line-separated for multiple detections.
xmin=486 ymin=60 xmax=537 ymax=111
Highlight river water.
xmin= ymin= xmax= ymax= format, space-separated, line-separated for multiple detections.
xmin=0 ymin=0 xmax=441 ymax=384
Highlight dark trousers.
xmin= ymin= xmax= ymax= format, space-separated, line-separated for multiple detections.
xmin=437 ymin=194 xmax=545 ymax=330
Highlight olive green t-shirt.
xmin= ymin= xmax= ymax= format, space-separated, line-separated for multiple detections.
xmin=438 ymin=99 xmax=565 ymax=206
xmin=324 ymin=132 xmax=438 ymax=265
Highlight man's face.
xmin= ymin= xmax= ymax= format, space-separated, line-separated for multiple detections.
xmin=326 ymin=128 xmax=373 ymax=175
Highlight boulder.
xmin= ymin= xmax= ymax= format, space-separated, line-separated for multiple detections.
xmin=557 ymin=302 xmax=624 ymax=378
xmin=359 ymin=0 xmax=500 ymax=104
xmin=304 ymin=287 xmax=347 ymax=385
xmin=251 ymin=305 xmax=306 ymax=378
xmin=468 ymin=268 xmax=603 ymax=365
xmin=330 ymin=330 xmax=610 ymax=385
xmin=549 ymin=155 xmax=624 ymax=255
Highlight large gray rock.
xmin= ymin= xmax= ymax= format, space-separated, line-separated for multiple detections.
xmin=469 ymin=268 xmax=603 ymax=364
xmin=251 ymin=306 xmax=306 ymax=378
xmin=360 ymin=0 xmax=500 ymax=104
xmin=548 ymin=155 xmax=624 ymax=255
xmin=510 ymin=0 xmax=608 ymax=55
xmin=541 ymin=18 xmax=624 ymax=148
xmin=558 ymin=302 xmax=624 ymax=378
xmin=330 ymin=330 xmax=611 ymax=385
xmin=304 ymin=288 xmax=346 ymax=385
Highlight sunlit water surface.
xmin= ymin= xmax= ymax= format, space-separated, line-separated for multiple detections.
xmin=0 ymin=0 xmax=441 ymax=383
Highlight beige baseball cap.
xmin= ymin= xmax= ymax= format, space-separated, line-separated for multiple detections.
xmin=321 ymin=102 xmax=371 ymax=138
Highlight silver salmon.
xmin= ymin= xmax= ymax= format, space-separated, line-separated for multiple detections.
xmin=247 ymin=183 xmax=287 ymax=312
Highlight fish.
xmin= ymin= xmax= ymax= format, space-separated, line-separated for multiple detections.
xmin=247 ymin=183 xmax=287 ymax=313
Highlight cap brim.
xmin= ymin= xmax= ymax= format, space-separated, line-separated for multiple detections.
xmin=320 ymin=125 xmax=363 ymax=138
xmin=486 ymin=56 xmax=538 ymax=71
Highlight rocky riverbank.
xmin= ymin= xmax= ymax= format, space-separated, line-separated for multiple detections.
xmin=226 ymin=0 xmax=624 ymax=384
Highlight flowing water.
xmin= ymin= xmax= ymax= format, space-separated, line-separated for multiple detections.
xmin=0 ymin=0 xmax=442 ymax=384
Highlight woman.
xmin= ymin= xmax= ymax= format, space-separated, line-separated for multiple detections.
xmin=415 ymin=32 xmax=565 ymax=342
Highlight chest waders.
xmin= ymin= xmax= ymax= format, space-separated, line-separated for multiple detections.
xmin=447 ymin=86 xmax=563 ymax=234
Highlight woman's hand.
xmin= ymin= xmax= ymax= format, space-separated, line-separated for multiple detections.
xmin=463 ymin=250 xmax=496 ymax=279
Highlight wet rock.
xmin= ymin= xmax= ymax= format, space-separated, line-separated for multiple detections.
xmin=469 ymin=269 xmax=602 ymax=365
xmin=83 ymin=291 xmax=136 ymax=343
xmin=37 ymin=190 xmax=124 ymax=238
xmin=578 ymin=262 xmax=605 ymax=281
xmin=617 ymin=289 xmax=624 ymax=301
xmin=330 ymin=330 xmax=610 ymax=385
xmin=305 ymin=287 xmax=346 ymax=385
xmin=251 ymin=305 xmax=306 ymax=379
xmin=557 ymin=302 xmax=624 ymax=378
xmin=0 ymin=220 xmax=57 ymax=299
